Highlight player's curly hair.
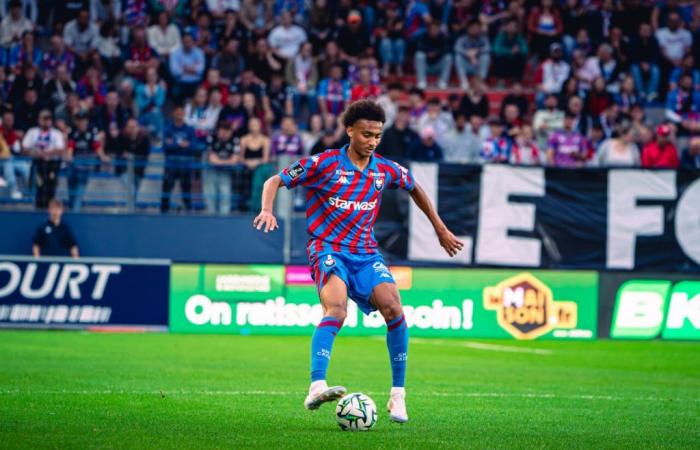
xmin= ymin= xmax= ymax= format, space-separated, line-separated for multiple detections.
xmin=342 ymin=100 xmax=386 ymax=127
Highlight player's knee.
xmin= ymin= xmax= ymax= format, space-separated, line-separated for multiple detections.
xmin=325 ymin=306 xmax=347 ymax=323
xmin=377 ymin=293 xmax=403 ymax=321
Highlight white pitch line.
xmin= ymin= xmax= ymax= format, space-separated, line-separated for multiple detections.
xmin=410 ymin=338 xmax=554 ymax=355
xmin=0 ymin=390 xmax=695 ymax=403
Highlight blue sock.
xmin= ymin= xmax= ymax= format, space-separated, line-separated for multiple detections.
xmin=386 ymin=313 xmax=408 ymax=387
xmin=310 ymin=316 xmax=342 ymax=382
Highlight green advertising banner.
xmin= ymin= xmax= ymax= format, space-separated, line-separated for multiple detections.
xmin=170 ymin=265 xmax=598 ymax=339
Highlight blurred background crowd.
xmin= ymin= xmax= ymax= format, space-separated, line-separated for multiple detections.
xmin=0 ymin=0 xmax=699 ymax=214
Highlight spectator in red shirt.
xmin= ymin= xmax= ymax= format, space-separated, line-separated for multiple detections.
xmin=351 ymin=66 xmax=382 ymax=101
xmin=641 ymin=124 xmax=680 ymax=168
xmin=123 ymin=27 xmax=159 ymax=83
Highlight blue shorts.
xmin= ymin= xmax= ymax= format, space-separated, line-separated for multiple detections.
xmin=309 ymin=251 xmax=396 ymax=315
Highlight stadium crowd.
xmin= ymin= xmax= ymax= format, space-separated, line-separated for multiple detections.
xmin=0 ymin=0 xmax=699 ymax=214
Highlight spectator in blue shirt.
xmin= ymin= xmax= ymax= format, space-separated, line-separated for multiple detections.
xmin=168 ymin=32 xmax=205 ymax=102
xmin=136 ymin=67 xmax=166 ymax=142
xmin=161 ymin=105 xmax=202 ymax=212
xmin=666 ymin=74 xmax=700 ymax=136
xmin=408 ymin=125 xmax=444 ymax=161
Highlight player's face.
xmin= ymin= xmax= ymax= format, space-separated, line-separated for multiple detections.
xmin=347 ymin=120 xmax=383 ymax=158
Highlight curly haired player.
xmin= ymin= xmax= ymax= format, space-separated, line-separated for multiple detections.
xmin=253 ymin=100 xmax=463 ymax=423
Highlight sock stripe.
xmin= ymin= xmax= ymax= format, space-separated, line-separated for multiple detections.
xmin=387 ymin=314 xmax=405 ymax=331
xmin=318 ymin=319 xmax=342 ymax=329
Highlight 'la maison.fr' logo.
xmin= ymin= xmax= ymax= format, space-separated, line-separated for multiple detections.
xmin=483 ymin=273 xmax=578 ymax=340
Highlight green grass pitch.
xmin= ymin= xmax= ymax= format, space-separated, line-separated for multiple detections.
xmin=1 ymin=331 xmax=698 ymax=449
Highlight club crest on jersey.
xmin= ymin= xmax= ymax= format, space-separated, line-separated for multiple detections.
xmin=323 ymin=254 xmax=336 ymax=267
xmin=374 ymin=176 xmax=385 ymax=191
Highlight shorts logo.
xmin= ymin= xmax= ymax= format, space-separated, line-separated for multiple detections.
xmin=483 ymin=273 xmax=578 ymax=340
xmin=372 ymin=262 xmax=389 ymax=273
xmin=374 ymin=177 xmax=384 ymax=191
xmin=323 ymin=255 xmax=336 ymax=267
xmin=287 ymin=162 xmax=305 ymax=180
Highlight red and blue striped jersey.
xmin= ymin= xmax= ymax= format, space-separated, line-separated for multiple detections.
xmin=278 ymin=145 xmax=415 ymax=257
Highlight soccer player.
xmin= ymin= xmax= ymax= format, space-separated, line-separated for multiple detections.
xmin=253 ymin=100 xmax=463 ymax=423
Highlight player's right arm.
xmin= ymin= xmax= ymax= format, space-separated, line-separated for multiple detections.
xmin=253 ymin=175 xmax=283 ymax=233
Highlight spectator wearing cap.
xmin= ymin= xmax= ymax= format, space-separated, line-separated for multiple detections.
xmin=438 ymin=111 xmax=481 ymax=164
xmin=161 ymin=104 xmax=201 ymax=212
xmin=641 ymin=124 xmax=680 ymax=168
xmin=136 ymin=67 xmax=166 ymax=142
xmin=376 ymin=2 xmax=405 ymax=78
xmin=493 ymin=19 xmax=528 ymax=82
xmin=546 ymin=112 xmax=590 ymax=168
xmin=147 ymin=11 xmax=182 ymax=60
xmin=204 ymin=120 xmax=238 ymax=215
xmin=32 ymin=199 xmax=79 ymax=258
xmin=169 ymin=32 xmax=205 ymax=102
xmin=409 ymin=126 xmax=443 ymax=162
xmin=379 ymin=106 xmax=419 ymax=160
xmin=629 ymin=22 xmax=661 ymax=103
xmin=681 ymin=136 xmax=700 ymax=169
xmin=41 ymin=34 xmax=75 ymax=79
xmin=22 ymin=109 xmax=66 ymax=208
xmin=268 ymin=10 xmax=307 ymax=61
xmin=317 ymin=63 xmax=351 ymax=118
xmin=527 ymin=0 xmax=563 ymax=60
xmin=62 ymin=9 xmax=99 ymax=75
xmin=286 ymin=41 xmax=318 ymax=121
xmin=480 ymin=119 xmax=512 ymax=164
xmin=414 ymin=21 xmax=453 ymax=90
xmin=534 ymin=43 xmax=570 ymax=107
xmin=0 ymin=0 xmax=32 ymax=49
xmin=454 ymin=20 xmax=491 ymax=90
xmin=666 ymin=74 xmax=700 ymax=135
xmin=65 ymin=109 xmax=105 ymax=211
xmin=417 ymin=98 xmax=454 ymax=139
xmin=336 ymin=10 xmax=370 ymax=65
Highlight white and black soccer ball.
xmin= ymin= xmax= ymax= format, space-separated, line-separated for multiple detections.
xmin=335 ymin=392 xmax=377 ymax=431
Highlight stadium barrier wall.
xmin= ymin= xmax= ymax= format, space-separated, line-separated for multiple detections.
xmin=0 ymin=255 xmax=170 ymax=330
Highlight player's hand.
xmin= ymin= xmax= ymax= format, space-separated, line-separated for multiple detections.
xmin=437 ymin=227 xmax=464 ymax=257
xmin=253 ymin=210 xmax=278 ymax=233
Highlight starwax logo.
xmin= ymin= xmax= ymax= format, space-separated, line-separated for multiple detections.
xmin=483 ymin=273 xmax=577 ymax=340
xmin=610 ymin=281 xmax=700 ymax=340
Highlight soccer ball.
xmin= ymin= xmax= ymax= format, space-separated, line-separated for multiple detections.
xmin=335 ymin=392 xmax=377 ymax=431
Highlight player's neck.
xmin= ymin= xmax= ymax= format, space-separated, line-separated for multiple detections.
xmin=347 ymin=145 xmax=371 ymax=171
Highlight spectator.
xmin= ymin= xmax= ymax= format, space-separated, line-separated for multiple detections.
xmin=1 ymin=0 xmax=37 ymax=23
xmin=375 ymin=82 xmax=402 ymax=128
xmin=8 ymin=31 xmax=41 ymax=73
xmin=414 ymin=21 xmax=453 ymax=89
xmin=169 ymin=32 xmax=206 ymax=102
xmin=454 ymin=20 xmax=491 ymax=90
xmin=90 ymin=0 xmax=121 ymax=24
xmin=500 ymin=82 xmax=529 ymax=121
xmin=0 ymin=0 xmax=33 ymax=49
xmin=248 ymin=38 xmax=283 ymax=86
xmin=669 ymin=53 xmax=700 ymax=91
xmin=493 ymin=19 xmax=529 ymax=82
xmin=14 ymin=87 xmax=40 ymax=132
xmin=62 ymin=9 xmax=99 ymax=74
xmin=32 ymin=199 xmax=79 ymax=257
xmin=317 ymin=63 xmax=351 ymax=118
xmin=212 ymin=38 xmax=244 ymax=85
xmin=351 ymin=66 xmax=382 ymax=102
xmin=336 ymin=10 xmax=370 ymax=64
xmin=317 ymin=40 xmax=344 ymax=79
xmin=92 ymin=90 xmax=130 ymax=134
xmin=301 ymin=113 xmax=323 ymax=154
xmin=66 ymin=110 xmax=105 ymax=211
xmin=240 ymin=116 xmax=272 ymax=212
xmin=586 ymin=77 xmax=614 ymax=118
xmin=9 ymin=62 xmax=41 ymax=105
xmin=186 ymin=87 xmax=223 ymax=140
xmin=404 ymin=0 xmax=431 ymax=42
xmin=458 ymin=77 xmax=489 ymax=119
xmin=655 ymin=12 xmax=693 ymax=73
xmin=149 ymin=0 xmax=187 ymax=16
xmin=0 ymin=110 xmax=27 ymax=199
xmin=267 ymin=72 xmax=292 ymax=127
xmin=219 ymin=87 xmax=247 ymax=137
xmin=527 ymin=0 xmax=563 ymax=60
xmin=241 ymin=92 xmax=266 ymax=133
xmin=96 ymin=19 xmax=121 ymax=78
xmin=561 ymin=0 xmax=586 ymax=57
xmin=510 ymin=124 xmax=542 ymax=165
xmin=680 ymin=136 xmax=700 ymax=169
xmin=409 ymin=126 xmax=443 ymax=162
xmin=377 ymin=2 xmax=405 ymax=77
xmin=161 ymin=105 xmax=201 ymax=212
xmin=268 ymin=10 xmax=307 ymax=60
xmin=594 ymin=125 xmax=641 ymax=167
xmin=567 ymin=94 xmax=591 ymax=136
xmin=271 ymin=115 xmax=303 ymax=157
xmin=666 ymin=74 xmax=700 ymax=135
xmin=22 ymin=109 xmax=66 ymax=208
xmin=286 ymin=42 xmax=318 ymax=120
xmin=147 ymin=11 xmax=181 ymax=60
xmin=217 ymin=9 xmax=249 ymax=50
xmin=135 ymin=67 xmax=166 ymax=141
xmin=310 ymin=130 xmax=339 ymax=156
xmin=580 ymin=44 xmax=622 ymax=94
xmin=204 ymin=121 xmax=238 ymax=215
xmin=546 ymin=112 xmax=590 ymax=168
xmin=206 ymin=0 xmax=240 ymax=20
xmin=502 ymin=103 xmax=524 ymax=134
xmin=122 ymin=0 xmax=149 ymax=28
xmin=379 ymin=106 xmax=419 ymax=160
xmin=534 ymin=43 xmax=570 ymax=106
xmin=407 ymin=87 xmax=427 ymax=130
xmin=417 ymin=97 xmax=454 ymax=139
xmin=641 ymin=124 xmax=680 ymax=168
xmin=614 ymin=75 xmax=640 ymax=116
xmin=123 ymin=26 xmax=159 ymax=83
xmin=41 ymin=34 xmax=75 ymax=79
xmin=480 ymin=119 xmax=512 ymax=164
xmin=55 ymin=92 xmax=82 ymax=133
xmin=109 ymin=117 xmax=150 ymax=190
xmin=533 ymin=93 xmax=564 ymax=150
xmin=438 ymin=111 xmax=481 ymax=164
xmin=629 ymin=22 xmax=661 ymax=102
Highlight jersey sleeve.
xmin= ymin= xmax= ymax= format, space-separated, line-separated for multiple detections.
xmin=278 ymin=153 xmax=329 ymax=189
xmin=385 ymin=160 xmax=415 ymax=191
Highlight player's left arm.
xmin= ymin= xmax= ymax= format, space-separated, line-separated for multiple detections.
xmin=409 ymin=183 xmax=464 ymax=257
